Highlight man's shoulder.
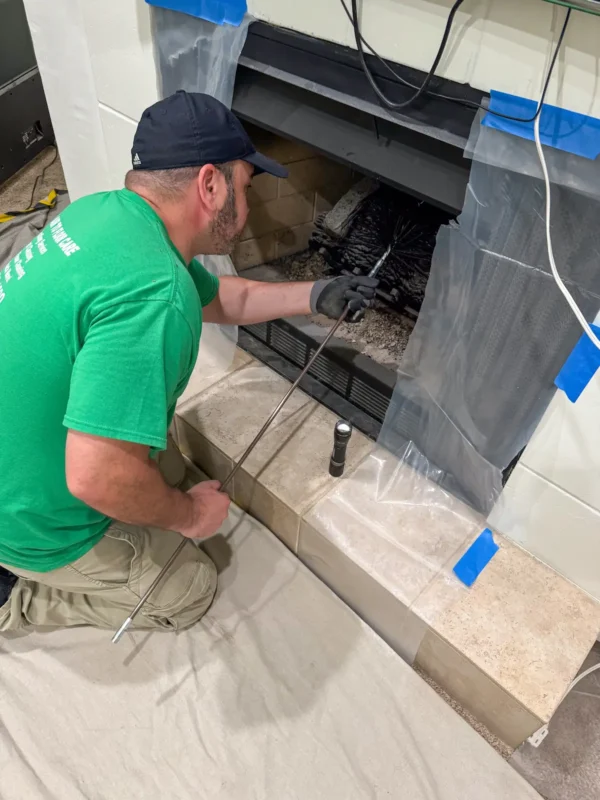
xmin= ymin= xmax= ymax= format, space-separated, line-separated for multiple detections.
xmin=61 ymin=189 xmax=123 ymax=217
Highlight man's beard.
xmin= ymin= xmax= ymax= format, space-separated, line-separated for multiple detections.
xmin=210 ymin=185 xmax=241 ymax=255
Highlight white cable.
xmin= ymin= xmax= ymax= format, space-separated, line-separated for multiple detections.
xmin=533 ymin=111 xmax=600 ymax=350
xmin=559 ymin=660 xmax=600 ymax=701
xmin=528 ymin=660 xmax=600 ymax=747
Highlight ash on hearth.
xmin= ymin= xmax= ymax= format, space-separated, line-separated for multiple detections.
xmin=312 ymin=184 xmax=452 ymax=315
xmin=260 ymin=250 xmax=415 ymax=367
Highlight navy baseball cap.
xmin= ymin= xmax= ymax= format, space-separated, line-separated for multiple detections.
xmin=131 ymin=90 xmax=288 ymax=178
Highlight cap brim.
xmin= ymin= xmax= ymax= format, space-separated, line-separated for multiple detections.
xmin=243 ymin=151 xmax=288 ymax=178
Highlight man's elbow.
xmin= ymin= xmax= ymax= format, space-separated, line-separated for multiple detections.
xmin=66 ymin=466 xmax=106 ymax=508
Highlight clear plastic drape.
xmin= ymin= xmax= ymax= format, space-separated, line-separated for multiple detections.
xmin=376 ymin=115 xmax=600 ymax=514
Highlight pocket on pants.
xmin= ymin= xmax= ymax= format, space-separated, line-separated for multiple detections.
xmin=66 ymin=526 xmax=139 ymax=589
xmin=142 ymin=539 xmax=214 ymax=616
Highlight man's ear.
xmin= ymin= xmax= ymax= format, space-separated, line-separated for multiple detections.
xmin=197 ymin=164 xmax=221 ymax=210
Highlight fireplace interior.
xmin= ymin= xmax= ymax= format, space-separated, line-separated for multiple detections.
xmin=233 ymin=146 xmax=449 ymax=442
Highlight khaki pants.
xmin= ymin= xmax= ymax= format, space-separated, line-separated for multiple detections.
xmin=0 ymin=437 xmax=217 ymax=632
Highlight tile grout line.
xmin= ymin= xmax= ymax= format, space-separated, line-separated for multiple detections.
xmin=517 ymin=462 xmax=600 ymax=518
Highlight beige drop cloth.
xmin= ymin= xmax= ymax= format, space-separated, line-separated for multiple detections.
xmin=0 ymin=504 xmax=539 ymax=800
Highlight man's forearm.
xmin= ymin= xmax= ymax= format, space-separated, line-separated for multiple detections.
xmin=204 ymin=276 xmax=312 ymax=326
xmin=66 ymin=432 xmax=192 ymax=533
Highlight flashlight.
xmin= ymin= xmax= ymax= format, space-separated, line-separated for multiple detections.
xmin=329 ymin=420 xmax=352 ymax=477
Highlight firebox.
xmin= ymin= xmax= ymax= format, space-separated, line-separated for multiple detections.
xmin=228 ymin=23 xmax=479 ymax=440
xmin=236 ymin=174 xmax=449 ymax=444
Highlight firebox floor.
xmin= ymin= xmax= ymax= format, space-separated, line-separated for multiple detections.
xmin=242 ymin=254 xmax=414 ymax=367
xmin=0 ymin=474 xmax=542 ymax=800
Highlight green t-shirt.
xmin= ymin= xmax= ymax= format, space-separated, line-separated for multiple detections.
xmin=0 ymin=189 xmax=219 ymax=571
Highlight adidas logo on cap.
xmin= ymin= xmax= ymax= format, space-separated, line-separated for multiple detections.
xmin=133 ymin=153 xmax=141 ymax=166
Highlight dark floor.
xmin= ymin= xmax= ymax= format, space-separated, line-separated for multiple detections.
xmin=511 ymin=642 xmax=600 ymax=800
xmin=0 ymin=147 xmax=66 ymax=213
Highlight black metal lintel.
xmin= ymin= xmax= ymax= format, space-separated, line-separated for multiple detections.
xmin=233 ymin=67 xmax=470 ymax=213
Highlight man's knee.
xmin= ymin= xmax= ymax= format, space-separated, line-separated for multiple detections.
xmin=144 ymin=544 xmax=218 ymax=630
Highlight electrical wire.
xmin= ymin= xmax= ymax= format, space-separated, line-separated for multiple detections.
xmin=483 ymin=9 xmax=571 ymax=123
xmin=533 ymin=26 xmax=600 ymax=350
xmin=26 ymin=145 xmax=58 ymax=210
xmin=349 ymin=0 xmax=467 ymax=110
xmin=528 ymin=660 xmax=600 ymax=746
xmin=562 ymin=660 xmax=600 ymax=700
xmin=343 ymin=3 xmax=596 ymax=349
xmin=341 ymin=0 xmax=571 ymax=123
xmin=338 ymin=0 xmax=484 ymax=108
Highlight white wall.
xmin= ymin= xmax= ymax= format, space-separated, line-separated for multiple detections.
xmin=23 ymin=0 xmax=600 ymax=599
xmin=22 ymin=0 xmax=113 ymax=200
xmin=23 ymin=0 xmax=159 ymax=200
xmin=489 ymin=371 xmax=600 ymax=601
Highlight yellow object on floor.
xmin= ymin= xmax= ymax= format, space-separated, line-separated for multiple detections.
xmin=0 ymin=189 xmax=66 ymax=223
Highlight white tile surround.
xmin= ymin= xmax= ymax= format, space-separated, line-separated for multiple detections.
xmin=491 ymin=345 xmax=600 ymax=601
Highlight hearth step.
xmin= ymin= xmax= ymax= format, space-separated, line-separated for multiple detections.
xmin=175 ymin=347 xmax=600 ymax=751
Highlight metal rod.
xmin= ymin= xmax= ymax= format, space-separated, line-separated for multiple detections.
xmin=369 ymin=243 xmax=393 ymax=277
xmin=111 ymin=306 xmax=351 ymax=643
xmin=112 ymin=223 xmax=400 ymax=644
xmin=218 ymin=306 xmax=350 ymax=492
xmin=348 ymin=239 xmax=394 ymax=322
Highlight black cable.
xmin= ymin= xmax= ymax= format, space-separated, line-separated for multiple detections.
xmin=338 ymin=0 xmax=479 ymax=108
xmin=26 ymin=145 xmax=58 ymax=209
xmin=342 ymin=0 xmax=571 ymax=123
xmin=483 ymin=8 xmax=571 ymax=123
xmin=350 ymin=0 xmax=467 ymax=110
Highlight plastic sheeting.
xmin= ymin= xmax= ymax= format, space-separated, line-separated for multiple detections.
xmin=148 ymin=0 xmax=247 ymax=27
xmin=302 ymin=115 xmax=600 ymax=681
xmin=377 ymin=112 xmax=600 ymax=514
xmin=302 ymin=442 xmax=484 ymax=663
xmin=153 ymin=7 xmax=251 ymax=105
xmin=154 ymin=6 xmax=599 ymax=558
xmin=152 ymin=8 xmax=252 ymax=379
xmin=195 ymin=255 xmax=239 ymax=383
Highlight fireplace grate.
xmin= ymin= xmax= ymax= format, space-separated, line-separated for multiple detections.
xmin=239 ymin=316 xmax=518 ymax=500
xmin=241 ymin=318 xmax=395 ymax=428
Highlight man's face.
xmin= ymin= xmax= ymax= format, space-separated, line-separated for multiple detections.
xmin=208 ymin=160 xmax=253 ymax=255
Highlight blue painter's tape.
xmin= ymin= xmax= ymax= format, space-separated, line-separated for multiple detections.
xmin=482 ymin=91 xmax=600 ymax=159
xmin=453 ymin=529 xmax=499 ymax=588
xmin=555 ymin=324 xmax=600 ymax=403
xmin=146 ymin=0 xmax=247 ymax=26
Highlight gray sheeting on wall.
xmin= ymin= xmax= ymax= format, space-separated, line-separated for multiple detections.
xmin=378 ymin=120 xmax=600 ymax=513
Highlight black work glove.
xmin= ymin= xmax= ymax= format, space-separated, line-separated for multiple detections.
xmin=310 ymin=275 xmax=379 ymax=320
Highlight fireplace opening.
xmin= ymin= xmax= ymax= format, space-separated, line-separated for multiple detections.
xmin=154 ymin=17 xmax=600 ymax=514
xmin=233 ymin=125 xmax=452 ymax=441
